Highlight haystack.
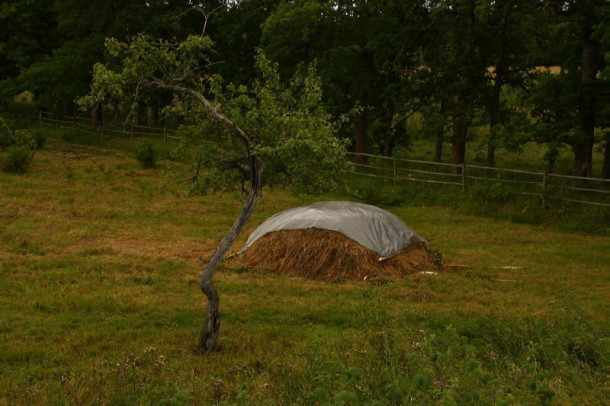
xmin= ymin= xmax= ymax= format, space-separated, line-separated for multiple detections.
xmin=236 ymin=201 xmax=441 ymax=281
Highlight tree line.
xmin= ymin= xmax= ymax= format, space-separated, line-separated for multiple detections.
xmin=1 ymin=0 xmax=609 ymax=177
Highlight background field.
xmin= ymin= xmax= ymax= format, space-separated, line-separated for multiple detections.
xmin=0 ymin=136 xmax=608 ymax=404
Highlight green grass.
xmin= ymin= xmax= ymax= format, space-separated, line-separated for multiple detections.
xmin=0 ymin=135 xmax=608 ymax=404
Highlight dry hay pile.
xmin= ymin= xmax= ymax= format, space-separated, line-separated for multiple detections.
xmin=236 ymin=228 xmax=441 ymax=281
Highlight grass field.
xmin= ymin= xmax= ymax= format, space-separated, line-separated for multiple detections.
xmin=0 ymin=135 xmax=608 ymax=404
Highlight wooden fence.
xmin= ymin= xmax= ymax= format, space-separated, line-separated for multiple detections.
xmin=32 ymin=111 xmax=181 ymax=145
xmin=347 ymin=152 xmax=610 ymax=208
xmin=17 ymin=111 xmax=610 ymax=208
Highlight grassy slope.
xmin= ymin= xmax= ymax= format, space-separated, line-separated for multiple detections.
xmin=0 ymin=137 xmax=608 ymax=405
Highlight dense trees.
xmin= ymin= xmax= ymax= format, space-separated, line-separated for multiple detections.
xmin=0 ymin=0 xmax=58 ymax=104
xmin=2 ymin=0 xmax=609 ymax=177
xmin=532 ymin=0 xmax=608 ymax=177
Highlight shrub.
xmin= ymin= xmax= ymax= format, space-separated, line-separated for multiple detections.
xmin=136 ymin=142 xmax=156 ymax=168
xmin=0 ymin=117 xmax=13 ymax=148
xmin=469 ymin=181 xmax=511 ymax=204
xmin=31 ymin=128 xmax=46 ymax=149
xmin=12 ymin=129 xmax=37 ymax=149
xmin=2 ymin=146 xmax=33 ymax=174
xmin=0 ymin=117 xmax=43 ymax=150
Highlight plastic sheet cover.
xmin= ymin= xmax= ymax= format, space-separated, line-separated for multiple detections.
xmin=242 ymin=201 xmax=424 ymax=257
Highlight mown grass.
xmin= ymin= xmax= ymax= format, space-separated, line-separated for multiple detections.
xmin=0 ymin=134 xmax=608 ymax=404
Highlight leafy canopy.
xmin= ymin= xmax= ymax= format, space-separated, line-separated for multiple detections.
xmin=79 ymin=32 xmax=349 ymax=194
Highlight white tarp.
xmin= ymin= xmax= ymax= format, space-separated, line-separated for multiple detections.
xmin=242 ymin=201 xmax=425 ymax=257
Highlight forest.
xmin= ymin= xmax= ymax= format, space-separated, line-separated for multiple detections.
xmin=1 ymin=0 xmax=609 ymax=178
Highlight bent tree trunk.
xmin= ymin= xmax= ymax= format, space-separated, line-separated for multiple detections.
xmin=199 ymin=155 xmax=262 ymax=351
xmin=148 ymin=82 xmax=263 ymax=351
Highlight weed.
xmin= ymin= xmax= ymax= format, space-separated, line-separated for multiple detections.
xmin=0 ymin=116 xmax=13 ymax=148
xmin=469 ymin=181 xmax=511 ymax=205
xmin=12 ymin=129 xmax=37 ymax=149
xmin=31 ymin=127 xmax=46 ymax=149
xmin=229 ymin=265 xmax=252 ymax=274
xmin=136 ymin=142 xmax=157 ymax=168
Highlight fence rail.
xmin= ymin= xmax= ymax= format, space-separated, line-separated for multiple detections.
xmin=31 ymin=111 xmax=181 ymax=145
xmin=347 ymin=152 xmax=610 ymax=208
xmin=10 ymin=111 xmax=610 ymax=209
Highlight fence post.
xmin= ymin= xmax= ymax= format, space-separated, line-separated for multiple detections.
xmin=163 ymin=127 xmax=167 ymax=145
xmin=541 ymin=169 xmax=548 ymax=210
xmin=100 ymin=122 xmax=106 ymax=137
xmin=130 ymin=121 xmax=134 ymax=141
xmin=461 ymin=163 xmax=467 ymax=191
xmin=56 ymin=116 xmax=59 ymax=129
xmin=392 ymin=157 xmax=397 ymax=187
xmin=39 ymin=110 xmax=42 ymax=124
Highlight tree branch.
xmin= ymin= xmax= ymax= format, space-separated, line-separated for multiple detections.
xmin=148 ymin=80 xmax=252 ymax=149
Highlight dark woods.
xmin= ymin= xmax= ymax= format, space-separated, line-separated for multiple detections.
xmin=1 ymin=0 xmax=609 ymax=177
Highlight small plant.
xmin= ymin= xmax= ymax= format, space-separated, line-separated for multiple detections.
xmin=31 ymin=128 xmax=47 ymax=149
xmin=469 ymin=181 xmax=511 ymax=204
xmin=136 ymin=142 xmax=156 ymax=168
xmin=2 ymin=146 xmax=33 ymax=174
xmin=0 ymin=116 xmax=14 ymax=148
xmin=12 ymin=129 xmax=37 ymax=149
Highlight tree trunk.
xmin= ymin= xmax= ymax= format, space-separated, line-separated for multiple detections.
xmin=602 ymin=132 xmax=610 ymax=179
xmin=383 ymin=128 xmax=391 ymax=157
xmin=435 ymin=133 xmax=443 ymax=163
xmin=91 ymin=103 xmax=102 ymax=126
xmin=487 ymin=134 xmax=495 ymax=169
xmin=434 ymin=101 xmax=446 ymax=163
xmin=354 ymin=109 xmax=368 ymax=163
xmin=451 ymin=0 xmax=475 ymax=175
xmin=148 ymin=82 xmax=263 ymax=351
xmin=487 ymin=66 xmax=503 ymax=168
xmin=112 ymin=102 xmax=120 ymax=119
xmin=199 ymin=155 xmax=263 ymax=351
xmin=451 ymin=117 xmax=468 ymax=174
xmin=137 ymin=102 xmax=148 ymax=125
xmin=574 ymin=18 xmax=597 ymax=177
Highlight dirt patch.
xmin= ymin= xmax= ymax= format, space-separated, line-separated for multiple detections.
xmin=234 ymin=228 xmax=442 ymax=282
xmin=68 ymin=234 xmax=215 ymax=264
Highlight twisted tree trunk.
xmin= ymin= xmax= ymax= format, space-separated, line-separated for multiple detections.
xmin=149 ymin=81 xmax=261 ymax=351
xmin=199 ymin=154 xmax=262 ymax=351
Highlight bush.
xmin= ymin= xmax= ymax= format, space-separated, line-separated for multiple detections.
xmin=12 ymin=129 xmax=37 ymax=149
xmin=31 ymin=128 xmax=46 ymax=149
xmin=136 ymin=142 xmax=156 ymax=168
xmin=0 ymin=117 xmax=13 ymax=148
xmin=2 ymin=146 xmax=33 ymax=174
xmin=469 ymin=181 xmax=511 ymax=205
xmin=0 ymin=117 xmax=43 ymax=150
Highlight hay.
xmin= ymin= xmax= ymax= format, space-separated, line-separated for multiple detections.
xmin=235 ymin=228 xmax=441 ymax=282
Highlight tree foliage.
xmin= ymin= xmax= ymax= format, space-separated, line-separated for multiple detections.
xmin=79 ymin=25 xmax=349 ymax=350
xmin=2 ymin=0 xmax=610 ymax=176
